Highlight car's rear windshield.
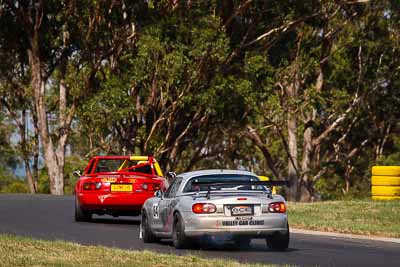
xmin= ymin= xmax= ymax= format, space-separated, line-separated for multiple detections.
xmin=94 ymin=159 xmax=153 ymax=175
xmin=182 ymin=174 xmax=263 ymax=193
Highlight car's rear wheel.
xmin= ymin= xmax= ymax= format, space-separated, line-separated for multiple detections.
xmin=141 ymin=211 xmax=158 ymax=243
xmin=266 ymin=224 xmax=289 ymax=251
xmin=74 ymin=198 xmax=92 ymax=222
xmin=172 ymin=213 xmax=191 ymax=249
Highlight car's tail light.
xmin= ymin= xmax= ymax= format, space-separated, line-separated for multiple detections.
xmin=142 ymin=183 xmax=149 ymax=190
xmin=141 ymin=183 xmax=160 ymax=191
xmin=192 ymin=203 xmax=217 ymax=214
xmin=83 ymin=182 xmax=102 ymax=190
xmin=268 ymin=202 xmax=286 ymax=213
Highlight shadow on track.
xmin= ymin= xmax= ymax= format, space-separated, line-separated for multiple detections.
xmin=157 ymin=238 xmax=298 ymax=253
xmin=80 ymin=215 xmax=299 ymax=253
xmin=191 ymin=243 xmax=298 ymax=253
xmin=89 ymin=216 xmax=141 ymax=225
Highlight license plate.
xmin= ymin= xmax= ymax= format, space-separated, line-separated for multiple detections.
xmin=111 ymin=184 xmax=132 ymax=192
xmin=230 ymin=205 xmax=253 ymax=216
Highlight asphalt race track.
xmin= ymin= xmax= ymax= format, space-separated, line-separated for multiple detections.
xmin=0 ymin=194 xmax=399 ymax=267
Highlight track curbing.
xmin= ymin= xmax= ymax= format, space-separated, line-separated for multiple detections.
xmin=291 ymin=228 xmax=400 ymax=244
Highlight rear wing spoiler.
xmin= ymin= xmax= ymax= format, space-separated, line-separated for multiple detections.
xmin=191 ymin=180 xmax=291 ymax=187
xmin=191 ymin=180 xmax=290 ymax=199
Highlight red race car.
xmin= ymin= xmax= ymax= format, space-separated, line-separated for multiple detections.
xmin=74 ymin=155 xmax=166 ymax=221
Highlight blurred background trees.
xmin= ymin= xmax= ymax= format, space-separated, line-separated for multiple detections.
xmin=0 ymin=0 xmax=399 ymax=201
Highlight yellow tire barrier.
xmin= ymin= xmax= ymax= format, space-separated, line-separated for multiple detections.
xmin=371 ymin=186 xmax=400 ymax=196
xmin=371 ymin=166 xmax=400 ymax=176
xmin=371 ymin=176 xmax=400 ymax=186
xmin=372 ymin=195 xmax=400 ymax=200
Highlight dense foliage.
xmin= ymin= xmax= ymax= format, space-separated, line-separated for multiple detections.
xmin=0 ymin=0 xmax=399 ymax=201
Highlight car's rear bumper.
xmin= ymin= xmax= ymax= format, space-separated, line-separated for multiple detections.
xmin=183 ymin=212 xmax=288 ymax=237
xmin=185 ymin=228 xmax=288 ymax=237
xmin=77 ymin=192 xmax=153 ymax=212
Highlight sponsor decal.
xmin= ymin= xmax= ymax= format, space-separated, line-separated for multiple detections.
xmin=152 ymin=203 xmax=159 ymax=219
xmin=101 ymin=177 xmax=117 ymax=183
xmin=231 ymin=205 xmax=253 ymax=216
xmin=222 ymin=220 xmax=264 ymax=226
xmin=236 ymin=216 xmax=253 ymax=221
xmin=98 ymin=195 xmax=109 ymax=203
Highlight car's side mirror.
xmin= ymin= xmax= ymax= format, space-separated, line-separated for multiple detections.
xmin=154 ymin=190 xmax=163 ymax=199
xmin=73 ymin=170 xmax=82 ymax=177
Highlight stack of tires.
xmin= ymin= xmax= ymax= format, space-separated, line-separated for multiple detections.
xmin=371 ymin=166 xmax=400 ymax=200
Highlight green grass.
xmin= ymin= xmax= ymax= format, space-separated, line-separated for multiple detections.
xmin=0 ymin=235 xmax=281 ymax=267
xmin=288 ymin=200 xmax=400 ymax=238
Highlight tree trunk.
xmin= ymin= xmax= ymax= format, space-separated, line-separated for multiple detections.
xmin=4 ymin=99 xmax=38 ymax=193
xmin=31 ymin=108 xmax=40 ymax=191
xmin=287 ymin=110 xmax=299 ymax=201
xmin=285 ymin=80 xmax=300 ymax=201
xmin=24 ymin=158 xmax=37 ymax=194
xmin=20 ymin=110 xmax=37 ymax=193
xmin=244 ymin=126 xmax=284 ymax=181
xmin=28 ymin=29 xmax=65 ymax=195
xmin=343 ymin=164 xmax=353 ymax=194
xmin=300 ymin=55 xmax=326 ymax=202
xmin=300 ymin=123 xmax=314 ymax=202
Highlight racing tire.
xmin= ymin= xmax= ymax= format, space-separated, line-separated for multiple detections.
xmin=372 ymin=166 xmax=400 ymax=176
xmin=141 ymin=212 xmax=158 ymax=243
xmin=266 ymin=224 xmax=289 ymax=251
xmin=371 ymin=186 xmax=400 ymax=196
xmin=74 ymin=198 xmax=92 ymax=222
xmin=371 ymin=176 xmax=400 ymax=186
xmin=172 ymin=213 xmax=192 ymax=249
xmin=372 ymin=195 xmax=400 ymax=200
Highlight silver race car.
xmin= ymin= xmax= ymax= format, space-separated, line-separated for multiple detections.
xmin=140 ymin=169 xmax=290 ymax=250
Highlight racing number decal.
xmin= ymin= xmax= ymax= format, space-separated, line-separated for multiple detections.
xmin=152 ymin=203 xmax=159 ymax=219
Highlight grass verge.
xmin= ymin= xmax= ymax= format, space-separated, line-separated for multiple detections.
xmin=0 ymin=234 xmax=280 ymax=267
xmin=288 ymin=200 xmax=400 ymax=238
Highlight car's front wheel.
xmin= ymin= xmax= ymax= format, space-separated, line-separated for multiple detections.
xmin=266 ymin=224 xmax=289 ymax=251
xmin=172 ymin=213 xmax=191 ymax=249
xmin=74 ymin=198 xmax=92 ymax=222
xmin=141 ymin=211 xmax=158 ymax=243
